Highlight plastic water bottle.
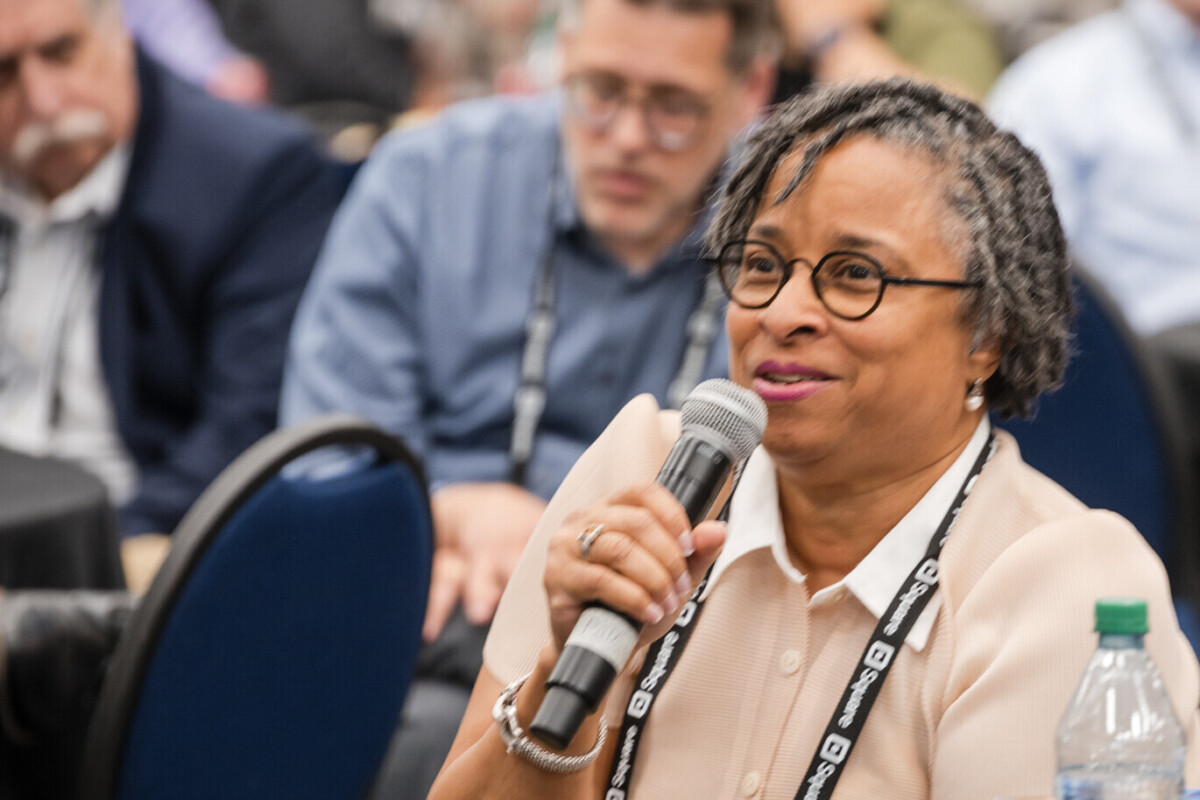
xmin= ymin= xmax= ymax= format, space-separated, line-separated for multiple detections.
xmin=1055 ymin=598 xmax=1185 ymax=800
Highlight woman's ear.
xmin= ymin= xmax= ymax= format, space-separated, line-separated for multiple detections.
xmin=966 ymin=330 xmax=1003 ymax=383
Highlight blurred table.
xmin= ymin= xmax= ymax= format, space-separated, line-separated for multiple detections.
xmin=0 ymin=447 xmax=127 ymax=799
xmin=0 ymin=447 xmax=125 ymax=591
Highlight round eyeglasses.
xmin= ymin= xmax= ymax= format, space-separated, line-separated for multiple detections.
xmin=563 ymin=72 xmax=710 ymax=152
xmin=713 ymin=239 xmax=982 ymax=320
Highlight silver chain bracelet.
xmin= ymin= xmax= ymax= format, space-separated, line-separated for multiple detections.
xmin=492 ymin=672 xmax=607 ymax=774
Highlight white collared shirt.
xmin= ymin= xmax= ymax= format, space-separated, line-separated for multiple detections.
xmin=0 ymin=145 xmax=139 ymax=504
xmin=988 ymin=0 xmax=1200 ymax=335
xmin=707 ymin=417 xmax=992 ymax=652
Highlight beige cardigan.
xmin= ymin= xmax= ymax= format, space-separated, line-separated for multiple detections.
xmin=485 ymin=395 xmax=1200 ymax=799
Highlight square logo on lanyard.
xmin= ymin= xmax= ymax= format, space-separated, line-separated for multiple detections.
xmin=864 ymin=640 xmax=895 ymax=671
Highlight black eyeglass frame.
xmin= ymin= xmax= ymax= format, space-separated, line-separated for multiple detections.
xmin=713 ymin=238 xmax=984 ymax=321
xmin=561 ymin=73 xmax=712 ymax=153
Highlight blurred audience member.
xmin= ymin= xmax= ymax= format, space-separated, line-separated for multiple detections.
xmin=0 ymin=0 xmax=346 ymax=537
xmin=961 ymin=0 xmax=1119 ymax=62
xmin=280 ymin=0 xmax=777 ymax=795
xmin=205 ymin=0 xmax=416 ymax=155
xmin=988 ymin=0 xmax=1200 ymax=337
xmin=373 ymin=0 xmax=552 ymax=109
xmin=120 ymin=0 xmax=269 ymax=104
xmin=485 ymin=0 xmax=1006 ymax=105
xmin=201 ymin=0 xmax=561 ymax=156
xmin=773 ymin=0 xmax=1005 ymax=101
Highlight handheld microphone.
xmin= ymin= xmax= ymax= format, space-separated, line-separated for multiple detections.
xmin=529 ymin=379 xmax=767 ymax=749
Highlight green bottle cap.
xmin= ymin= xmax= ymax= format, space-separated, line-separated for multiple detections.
xmin=1095 ymin=597 xmax=1149 ymax=635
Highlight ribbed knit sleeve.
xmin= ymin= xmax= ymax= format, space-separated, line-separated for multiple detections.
xmin=931 ymin=508 xmax=1200 ymax=798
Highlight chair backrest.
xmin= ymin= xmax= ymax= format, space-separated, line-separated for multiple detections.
xmin=78 ymin=414 xmax=432 ymax=800
xmin=993 ymin=267 xmax=1200 ymax=647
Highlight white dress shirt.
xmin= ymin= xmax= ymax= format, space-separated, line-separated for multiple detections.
xmin=0 ymin=146 xmax=139 ymax=504
xmin=710 ymin=417 xmax=993 ymax=651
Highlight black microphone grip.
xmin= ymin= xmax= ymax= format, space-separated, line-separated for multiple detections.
xmin=528 ymin=437 xmax=733 ymax=750
xmin=655 ymin=436 xmax=736 ymax=524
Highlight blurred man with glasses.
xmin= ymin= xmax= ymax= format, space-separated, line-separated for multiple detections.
xmin=279 ymin=0 xmax=776 ymax=796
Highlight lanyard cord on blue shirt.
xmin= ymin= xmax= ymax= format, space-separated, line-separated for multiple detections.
xmin=1124 ymin=7 xmax=1198 ymax=144
xmin=508 ymin=154 xmax=726 ymax=486
xmin=0 ymin=217 xmax=11 ymax=292
xmin=0 ymin=218 xmax=14 ymax=392
xmin=606 ymin=432 xmax=998 ymax=800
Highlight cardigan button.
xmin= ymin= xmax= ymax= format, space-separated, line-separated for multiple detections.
xmin=740 ymin=770 xmax=762 ymax=796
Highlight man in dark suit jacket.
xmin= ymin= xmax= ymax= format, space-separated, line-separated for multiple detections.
xmin=0 ymin=0 xmax=346 ymax=539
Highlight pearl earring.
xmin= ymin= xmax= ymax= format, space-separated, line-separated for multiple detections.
xmin=965 ymin=379 xmax=985 ymax=412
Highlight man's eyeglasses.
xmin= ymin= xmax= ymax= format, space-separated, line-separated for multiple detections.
xmin=713 ymin=239 xmax=982 ymax=320
xmin=563 ymin=72 xmax=710 ymax=152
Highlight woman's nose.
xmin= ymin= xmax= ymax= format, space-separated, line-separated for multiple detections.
xmin=757 ymin=267 xmax=830 ymax=340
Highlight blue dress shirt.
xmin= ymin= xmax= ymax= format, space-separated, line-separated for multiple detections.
xmin=988 ymin=0 xmax=1200 ymax=335
xmin=281 ymin=93 xmax=729 ymax=500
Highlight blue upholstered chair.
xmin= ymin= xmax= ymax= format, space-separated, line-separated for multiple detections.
xmin=77 ymin=415 xmax=432 ymax=800
xmin=993 ymin=267 xmax=1200 ymax=653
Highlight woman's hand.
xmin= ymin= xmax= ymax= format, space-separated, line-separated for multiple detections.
xmin=542 ymin=483 xmax=727 ymax=656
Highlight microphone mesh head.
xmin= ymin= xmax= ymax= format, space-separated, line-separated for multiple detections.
xmin=679 ymin=379 xmax=768 ymax=461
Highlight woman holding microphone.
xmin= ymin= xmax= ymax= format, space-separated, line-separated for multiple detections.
xmin=429 ymin=78 xmax=1200 ymax=800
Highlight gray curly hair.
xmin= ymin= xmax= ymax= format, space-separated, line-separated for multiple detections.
xmin=709 ymin=78 xmax=1072 ymax=418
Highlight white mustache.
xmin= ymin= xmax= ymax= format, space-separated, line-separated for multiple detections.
xmin=11 ymin=110 xmax=111 ymax=168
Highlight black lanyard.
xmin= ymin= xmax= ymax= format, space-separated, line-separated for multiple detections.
xmin=0 ymin=217 xmax=15 ymax=392
xmin=0 ymin=216 xmax=13 ymax=300
xmin=507 ymin=161 xmax=725 ymax=486
xmin=606 ymin=432 xmax=998 ymax=799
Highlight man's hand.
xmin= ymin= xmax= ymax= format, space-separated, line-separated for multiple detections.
xmin=120 ymin=533 xmax=171 ymax=595
xmin=422 ymin=482 xmax=548 ymax=642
